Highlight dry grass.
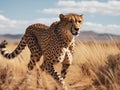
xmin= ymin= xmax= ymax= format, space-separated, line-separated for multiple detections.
xmin=0 ymin=40 xmax=120 ymax=90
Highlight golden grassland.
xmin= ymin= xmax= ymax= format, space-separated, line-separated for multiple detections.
xmin=0 ymin=40 xmax=120 ymax=90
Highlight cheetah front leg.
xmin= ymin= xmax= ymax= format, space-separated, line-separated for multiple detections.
xmin=41 ymin=60 xmax=67 ymax=89
xmin=61 ymin=44 xmax=74 ymax=79
xmin=61 ymin=50 xmax=73 ymax=79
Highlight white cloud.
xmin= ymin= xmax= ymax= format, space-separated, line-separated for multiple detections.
xmin=0 ymin=14 xmax=119 ymax=35
xmin=42 ymin=0 xmax=120 ymax=16
xmin=58 ymin=1 xmax=76 ymax=7
xmin=0 ymin=15 xmax=8 ymax=21
xmin=36 ymin=17 xmax=59 ymax=25
xmin=0 ymin=15 xmax=29 ymax=34
xmin=0 ymin=15 xmax=17 ymax=28
xmin=42 ymin=8 xmax=61 ymax=14
xmin=42 ymin=7 xmax=84 ymax=15
xmin=82 ymin=22 xmax=120 ymax=35
xmin=0 ymin=15 xmax=59 ymax=34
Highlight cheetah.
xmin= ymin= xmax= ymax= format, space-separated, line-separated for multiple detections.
xmin=0 ymin=13 xmax=84 ymax=89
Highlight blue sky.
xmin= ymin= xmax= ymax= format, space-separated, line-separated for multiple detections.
xmin=0 ymin=0 xmax=120 ymax=35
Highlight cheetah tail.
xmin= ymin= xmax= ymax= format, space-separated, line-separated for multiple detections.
xmin=0 ymin=35 xmax=27 ymax=59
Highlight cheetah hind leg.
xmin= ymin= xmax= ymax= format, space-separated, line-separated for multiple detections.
xmin=27 ymin=35 xmax=42 ymax=71
xmin=27 ymin=35 xmax=43 ymax=88
xmin=17 ymin=35 xmax=42 ymax=88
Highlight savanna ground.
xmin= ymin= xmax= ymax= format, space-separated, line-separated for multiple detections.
xmin=0 ymin=39 xmax=120 ymax=90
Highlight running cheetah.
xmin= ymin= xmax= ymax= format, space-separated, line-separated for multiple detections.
xmin=0 ymin=13 xmax=84 ymax=89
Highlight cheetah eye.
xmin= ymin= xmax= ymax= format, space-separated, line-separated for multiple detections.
xmin=78 ymin=20 xmax=82 ymax=23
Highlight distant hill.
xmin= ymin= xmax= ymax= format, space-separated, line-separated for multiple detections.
xmin=77 ymin=31 xmax=120 ymax=41
xmin=0 ymin=34 xmax=22 ymax=39
xmin=0 ymin=31 xmax=120 ymax=41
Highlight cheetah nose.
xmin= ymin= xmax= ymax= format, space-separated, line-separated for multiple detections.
xmin=74 ymin=28 xmax=79 ymax=31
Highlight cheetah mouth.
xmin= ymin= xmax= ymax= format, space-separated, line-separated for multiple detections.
xmin=70 ymin=29 xmax=79 ymax=36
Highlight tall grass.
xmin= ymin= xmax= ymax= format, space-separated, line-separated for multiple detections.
xmin=74 ymin=41 xmax=120 ymax=90
xmin=0 ymin=40 xmax=120 ymax=90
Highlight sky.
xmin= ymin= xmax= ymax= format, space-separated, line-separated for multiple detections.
xmin=0 ymin=0 xmax=120 ymax=35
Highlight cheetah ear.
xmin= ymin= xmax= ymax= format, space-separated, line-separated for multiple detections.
xmin=59 ymin=14 xmax=65 ymax=20
xmin=80 ymin=14 xmax=84 ymax=19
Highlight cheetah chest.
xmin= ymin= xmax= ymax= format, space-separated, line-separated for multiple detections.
xmin=57 ymin=48 xmax=72 ymax=63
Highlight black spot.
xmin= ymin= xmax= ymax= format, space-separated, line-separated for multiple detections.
xmin=33 ymin=43 xmax=36 ymax=46
xmin=54 ymin=72 xmax=57 ymax=75
xmin=11 ymin=53 xmax=14 ymax=58
xmin=22 ymin=41 xmax=26 ymax=44
xmin=21 ymin=44 xmax=25 ymax=47
xmin=48 ymin=68 xmax=52 ymax=73
xmin=53 ymin=60 xmax=55 ymax=62
xmin=32 ymin=60 xmax=36 ymax=64
xmin=50 ymin=69 xmax=53 ymax=72
xmin=28 ymin=65 xmax=33 ymax=70
xmin=18 ymin=47 xmax=21 ymax=50
xmin=61 ymin=69 xmax=66 ymax=74
xmin=15 ymin=50 xmax=19 ymax=54
xmin=55 ymin=56 xmax=58 ymax=59
xmin=4 ymin=53 xmax=9 ymax=57
xmin=54 ymin=76 xmax=59 ymax=80
xmin=36 ymin=59 xmax=40 ymax=62
xmin=35 ymin=54 xmax=38 ymax=57
xmin=0 ymin=45 xmax=5 ymax=48
xmin=1 ymin=51 xmax=5 ymax=54
xmin=51 ymin=72 xmax=54 ymax=75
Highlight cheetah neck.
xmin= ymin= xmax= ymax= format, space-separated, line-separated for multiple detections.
xmin=54 ymin=23 xmax=75 ymax=47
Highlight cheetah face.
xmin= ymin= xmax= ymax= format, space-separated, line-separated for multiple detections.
xmin=59 ymin=13 xmax=84 ymax=36
xmin=70 ymin=15 xmax=83 ymax=36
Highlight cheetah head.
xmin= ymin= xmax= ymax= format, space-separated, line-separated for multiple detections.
xmin=59 ymin=13 xmax=84 ymax=36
